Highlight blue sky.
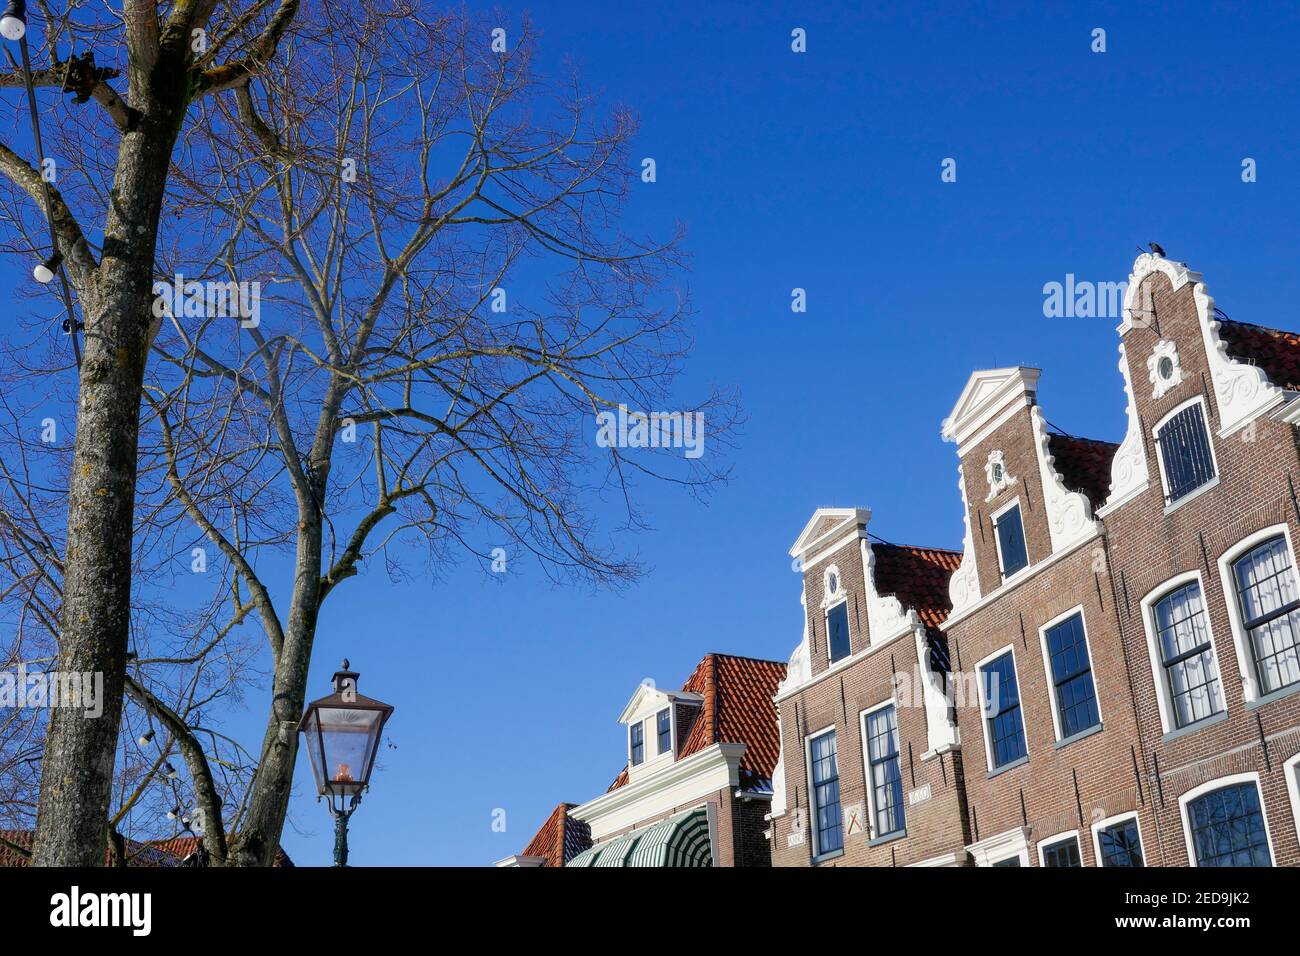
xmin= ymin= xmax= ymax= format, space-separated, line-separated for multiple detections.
xmin=279 ymin=0 xmax=1300 ymax=866
xmin=9 ymin=0 xmax=1300 ymax=865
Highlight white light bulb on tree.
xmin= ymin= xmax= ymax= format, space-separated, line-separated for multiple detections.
xmin=33 ymin=252 xmax=60 ymax=284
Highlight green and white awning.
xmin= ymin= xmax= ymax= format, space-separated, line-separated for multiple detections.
xmin=566 ymin=843 xmax=603 ymax=867
xmin=566 ymin=808 xmax=712 ymax=868
xmin=626 ymin=809 xmax=712 ymax=867
xmin=591 ymin=832 xmax=638 ymax=867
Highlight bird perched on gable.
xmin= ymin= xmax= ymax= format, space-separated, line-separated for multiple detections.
xmin=1149 ymin=242 xmax=1166 ymax=258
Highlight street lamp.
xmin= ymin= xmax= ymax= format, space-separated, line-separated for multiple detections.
xmin=298 ymin=660 xmax=394 ymax=867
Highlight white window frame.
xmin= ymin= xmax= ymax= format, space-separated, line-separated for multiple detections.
xmin=990 ymin=496 xmax=1029 ymax=582
xmin=1216 ymin=522 xmax=1300 ymax=703
xmin=1139 ymin=570 xmax=1226 ymax=735
xmin=804 ymin=724 xmax=842 ymax=862
xmin=1177 ymin=771 xmax=1275 ymax=867
xmin=968 ymin=827 xmax=1031 ymax=867
xmin=1091 ymin=811 xmax=1145 ymax=868
xmin=974 ymin=643 xmax=1027 ymax=773
xmin=1037 ymin=829 xmax=1083 ymax=867
xmin=1151 ymin=395 xmax=1220 ymax=513
xmin=1285 ymin=752 xmax=1300 ymax=846
xmin=859 ymin=698 xmax=904 ymax=842
xmin=1037 ymin=605 xmax=1102 ymax=743
xmin=654 ymin=706 xmax=673 ymax=756
xmin=627 ymin=718 xmax=646 ymax=767
xmin=823 ymin=598 xmax=852 ymax=665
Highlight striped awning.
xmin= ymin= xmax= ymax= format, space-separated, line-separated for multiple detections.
xmin=591 ymin=832 xmax=639 ymax=867
xmin=626 ymin=809 xmax=712 ymax=868
xmin=566 ymin=844 xmax=603 ymax=867
xmin=566 ymin=808 xmax=713 ymax=868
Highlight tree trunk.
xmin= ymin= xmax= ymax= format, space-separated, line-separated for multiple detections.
xmin=32 ymin=76 xmax=185 ymax=867
xmin=234 ymin=516 xmax=325 ymax=867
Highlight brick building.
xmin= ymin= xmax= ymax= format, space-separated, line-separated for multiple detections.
xmin=767 ymin=510 xmax=970 ymax=866
xmin=499 ymin=652 xmax=785 ymax=867
xmin=769 ymin=251 xmax=1300 ymax=867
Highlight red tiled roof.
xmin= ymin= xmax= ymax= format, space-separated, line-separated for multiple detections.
xmin=0 ymin=830 xmax=293 ymax=867
xmin=519 ymin=803 xmax=591 ymax=867
xmin=871 ymin=543 xmax=962 ymax=636
xmin=1047 ymin=433 xmax=1118 ymax=510
xmin=149 ymin=835 xmax=294 ymax=868
xmin=0 ymin=830 xmax=175 ymax=867
xmin=1217 ymin=319 xmax=1300 ymax=392
xmin=609 ymin=653 xmax=787 ymax=793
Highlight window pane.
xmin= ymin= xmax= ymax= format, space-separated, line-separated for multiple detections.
xmin=809 ymin=731 xmax=843 ymax=855
xmin=866 ymin=706 xmax=904 ymax=837
xmin=981 ymin=652 xmax=1026 ymax=768
xmin=630 ymin=722 xmax=644 ymax=765
xmin=827 ymin=602 xmax=851 ymax=663
xmin=656 ymin=709 xmax=671 ymax=754
xmin=1157 ymin=403 xmax=1215 ymax=502
xmin=991 ymin=857 xmax=1021 ymax=867
xmin=1098 ymin=819 xmax=1144 ymax=867
xmin=1187 ymin=783 xmax=1272 ymax=867
xmin=1045 ymin=613 xmax=1100 ymax=738
xmin=1042 ymin=836 xmax=1081 ymax=867
xmin=995 ymin=505 xmax=1029 ymax=578
xmin=1234 ymin=538 xmax=1300 ymax=695
xmin=1155 ymin=582 xmax=1224 ymax=727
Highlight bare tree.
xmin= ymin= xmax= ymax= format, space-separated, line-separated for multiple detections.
xmin=0 ymin=0 xmax=301 ymax=865
xmin=0 ymin=2 xmax=735 ymax=865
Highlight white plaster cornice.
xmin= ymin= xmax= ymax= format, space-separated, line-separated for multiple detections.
xmin=941 ymin=367 xmax=1041 ymax=449
xmin=570 ymin=742 xmax=745 ymax=840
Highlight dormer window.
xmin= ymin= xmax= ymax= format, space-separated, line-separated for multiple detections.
xmin=992 ymin=501 xmax=1029 ymax=579
xmin=1154 ymin=398 xmax=1216 ymax=506
xmin=629 ymin=722 xmax=645 ymax=766
xmin=656 ymin=708 xmax=672 ymax=755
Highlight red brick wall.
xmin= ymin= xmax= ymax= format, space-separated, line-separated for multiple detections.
xmin=1104 ymin=270 xmax=1300 ymax=867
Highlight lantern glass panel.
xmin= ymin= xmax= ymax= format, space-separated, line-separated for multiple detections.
xmin=303 ymin=705 xmax=384 ymax=797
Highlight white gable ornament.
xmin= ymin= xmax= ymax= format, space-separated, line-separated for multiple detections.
xmin=947 ymin=464 xmax=982 ymax=616
xmin=1146 ymin=339 xmax=1183 ymax=399
xmin=983 ymin=449 xmax=1016 ymax=502
xmin=821 ymin=564 xmax=844 ymax=609
xmin=1101 ymin=342 xmax=1151 ymax=513
xmin=1030 ymin=405 xmax=1101 ymax=553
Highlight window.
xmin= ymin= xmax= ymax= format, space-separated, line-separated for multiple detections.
xmin=1095 ymin=816 xmax=1144 ymax=867
xmin=808 ymin=730 xmax=843 ymax=857
xmin=993 ymin=504 xmax=1029 ymax=579
xmin=1184 ymin=781 xmax=1272 ymax=867
xmin=980 ymin=651 xmax=1027 ymax=770
xmin=1040 ymin=834 xmax=1082 ymax=867
xmin=991 ymin=857 xmax=1021 ymax=867
xmin=629 ymin=721 xmax=644 ymax=766
xmin=864 ymin=705 xmax=904 ymax=839
xmin=656 ymin=708 xmax=671 ymax=755
xmin=1232 ymin=535 xmax=1300 ymax=696
xmin=1043 ymin=612 xmax=1100 ymax=740
xmin=1156 ymin=401 xmax=1216 ymax=504
xmin=1153 ymin=581 xmax=1224 ymax=728
xmin=826 ymin=601 xmax=851 ymax=664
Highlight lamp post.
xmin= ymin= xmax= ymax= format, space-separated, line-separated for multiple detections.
xmin=298 ymin=661 xmax=394 ymax=867
xmin=2 ymin=0 xmax=83 ymax=367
